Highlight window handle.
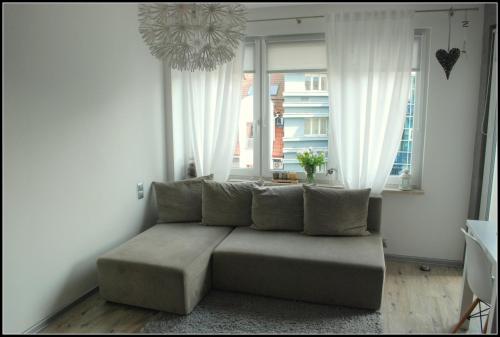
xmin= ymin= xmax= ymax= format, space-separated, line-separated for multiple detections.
xmin=254 ymin=119 xmax=260 ymax=135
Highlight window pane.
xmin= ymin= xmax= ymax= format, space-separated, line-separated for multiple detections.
xmin=321 ymin=76 xmax=327 ymax=90
xmin=313 ymin=118 xmax=320 ymax=134
xmin=304 ymin=118 xmax=312 ymax=135
xmin=313 ymin=77 xmax=319 ymax=90
xmin=320 ymin=118 xmax=328 ymax=134
xmin=270 ymin=72 xmax=329 ymax=173
xmin=391 ymin=71 xmax=417 ymax=175
xmin=233 ymin=73 xmax=254 ymax=169
xmin=269 ymin=73 xmax=284 ymax=170
xmin=305 ymin=77 xmax=311 ymax=90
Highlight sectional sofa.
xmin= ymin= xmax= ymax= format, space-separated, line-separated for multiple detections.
xmin=97 ymin=176 xmax=385 ymax=316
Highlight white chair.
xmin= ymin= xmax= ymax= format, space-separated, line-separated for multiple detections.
xmin=452 ymin=228 xmax=495 ymax=333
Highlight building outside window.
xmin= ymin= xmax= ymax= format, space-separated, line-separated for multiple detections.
xmin=279 ymin=72 xmax=329 ymax=173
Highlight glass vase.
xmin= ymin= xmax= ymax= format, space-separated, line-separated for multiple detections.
xmin=305 ymin=166 xmax=316 ymax=184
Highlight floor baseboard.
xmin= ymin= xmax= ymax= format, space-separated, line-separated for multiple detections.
xmin=385 ymin=253 xmax=463 ymax=268
xmin=23 ymin=287 xmax=98 ymax=334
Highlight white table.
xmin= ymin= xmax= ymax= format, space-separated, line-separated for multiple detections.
xmin=459 ymin=220 xmax=497 ymax=333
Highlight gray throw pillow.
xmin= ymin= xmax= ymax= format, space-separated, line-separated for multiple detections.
xmin=251 ymin=184 xmax=304 ymax=231
xmin=202 ymin=180 xmax=260 ymax=227
xmin=153 ymin=174 xmax=213 ymax=223
xmin=303 ymin=185 xmax=371 ymax=236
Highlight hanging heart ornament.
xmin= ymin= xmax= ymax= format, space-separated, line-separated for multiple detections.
xmin=435 ymin=48 xmax=461 ymax=80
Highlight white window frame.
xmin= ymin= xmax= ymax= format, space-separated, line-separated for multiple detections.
xmin=231 ymin=39 xmax=262 ymax=179
xmin=231 ymin=31 xmax=428 ymax=188
xmin=386 ymin=30 xmax=429 ymax=188
xmin=231 ymin=34 xmax=334 ymax=183
xmin=261 ymin=35 xmax=330 ymax=182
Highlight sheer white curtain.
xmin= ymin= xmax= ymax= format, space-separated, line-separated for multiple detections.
xmin=172 ymin=44 xmax=244 ymax=182
xmin=325 ymin=10 xmax=414 ymax=194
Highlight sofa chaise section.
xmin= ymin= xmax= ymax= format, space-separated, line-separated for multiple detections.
xmin=97 ymin=223 xmax=233 ymax=314
xmin=212 ymin=196 xmax=385 ymax=310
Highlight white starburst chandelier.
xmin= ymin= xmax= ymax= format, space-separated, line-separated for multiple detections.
xmin=138 ymin=3 xmax=247 ymax=72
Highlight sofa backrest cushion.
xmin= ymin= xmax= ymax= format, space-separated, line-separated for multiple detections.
xmin=202 ymin=180 xmax=260 ymax=227
xmin=153 ymin=174 xmax=213 ymax=223
xmin=367 ymin=196 xmax=382 ymax=233
xmin=303 ymin=185 xmax=371 ymax=236
xmin=251 ymin=184 xmax=304 ymax=231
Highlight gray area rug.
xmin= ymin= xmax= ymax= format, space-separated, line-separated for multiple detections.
xmin=141 ymin=290 xmax=383 ymax=334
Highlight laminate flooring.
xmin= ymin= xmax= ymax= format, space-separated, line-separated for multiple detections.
xmin=40 ymin=260 xmax=484 ymax=334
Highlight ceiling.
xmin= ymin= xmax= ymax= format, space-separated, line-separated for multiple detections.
xmin=242 ymin=3 xmax=315 ymax=9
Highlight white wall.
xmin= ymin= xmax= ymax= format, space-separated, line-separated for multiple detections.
xmin=3 ymin=4 xmax=166 ymax=333
xmin=246 ymin=3 xmax=485 ymax=262
xmin=489 ymin=147 xmax=498 ymax=223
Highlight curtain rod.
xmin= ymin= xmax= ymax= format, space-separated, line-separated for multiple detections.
xmin=247 ymin=7 xmax=480 ymax=23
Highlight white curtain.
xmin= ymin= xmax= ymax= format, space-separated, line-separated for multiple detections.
xmin=325 ymin=10 xmax=414 ymax=194
xmin=172 ymin=44 xmax=244 ymax=182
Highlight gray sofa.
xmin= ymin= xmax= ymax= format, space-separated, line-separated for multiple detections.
xmin=97 ymin=182 xmax=385 ymax=315
xmin=97 ymin=223 xmax=232 ymax=314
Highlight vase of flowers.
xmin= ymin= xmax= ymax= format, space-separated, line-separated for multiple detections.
xmin=296 ymin=149 xmax=326 ymax=184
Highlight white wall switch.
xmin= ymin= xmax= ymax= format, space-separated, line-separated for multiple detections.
xmin=137 ymin=183 xmax=144 ymax=199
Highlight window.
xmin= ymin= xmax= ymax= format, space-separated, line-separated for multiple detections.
xmin=232 ymin=36 xmax=329 ymax=179
xmin=305 ymin=74 xmax=327 ymax=91
xmin=232 ymin=31 xmax=427 ymax=188
xmin=266 ymin=38 xmax=329 ymax=177
xmin=232 ymin=71 xmax=255 ymax=170
xmin=390 ymin=72 xmax=416 ymax=175
xmin=304 ymin=117 xmax=328 ymax=136
xmin=267 ymin=71 xmax=329 ymax=175
xmin=387 ymin=30 xmax=428 ymax=187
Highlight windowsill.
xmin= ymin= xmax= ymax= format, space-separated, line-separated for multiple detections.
xmin=382 ymin=185 xmax=425 ymax=195
xmin=283 ymin=91 xmax=329 ymax=97
xmin=228 ymin=177 xmax=424 ymax=194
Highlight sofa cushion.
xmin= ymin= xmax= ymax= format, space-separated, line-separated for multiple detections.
xmin=153 ymin=174 xmax=213 ymax=223
xmin=97 ymin=223 xmax=232 ymax=314
xmin=251 ymin=184 xmax=304 ymax=231
xmin=212 ymin=227 xmax=385 ymax=310
xmin=202 ymin=180 xmax=259 ymax=227
xmin=303 ymin=185 xmax=371 ymax=236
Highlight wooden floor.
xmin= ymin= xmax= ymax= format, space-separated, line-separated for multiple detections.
xmin=40 ymin=260 xmax=484 ymax=334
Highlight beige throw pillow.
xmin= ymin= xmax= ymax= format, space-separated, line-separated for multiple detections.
xmin=153 ymin=174 xmax=213 ymax=223
xmin=303 ymin=185 xmax=371 ymax=236
xmin=251 ymin=184 xmax=304 ymax=231
xmin=202 ymin=180 xmax=261 ymax=227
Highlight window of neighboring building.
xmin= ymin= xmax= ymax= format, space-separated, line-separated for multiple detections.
xmin=304 ymin=117 xmax=328 ymax=136
xmin=305 ymin=74 xmax=327 ymax=91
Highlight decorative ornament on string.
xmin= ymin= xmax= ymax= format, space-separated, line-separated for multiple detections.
xmin=461 ymin=10 xmax=470 ymax=56
xmin=435 ymin=8 xmax=460 ymax=80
